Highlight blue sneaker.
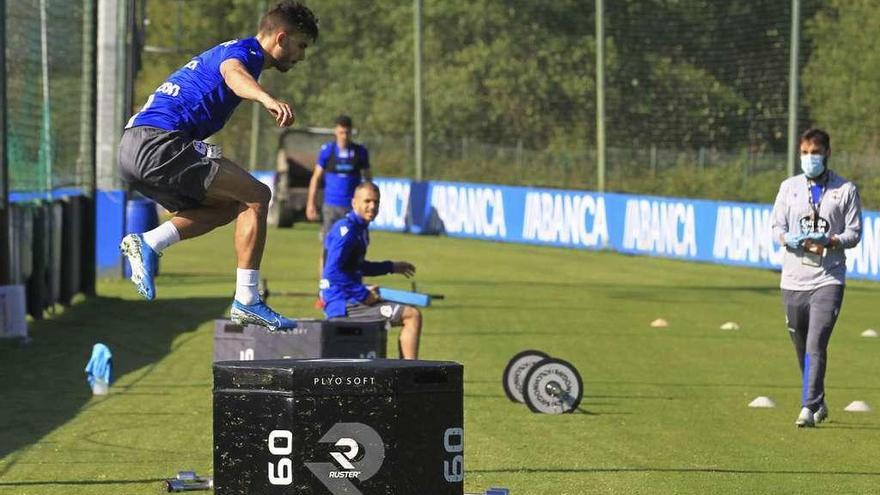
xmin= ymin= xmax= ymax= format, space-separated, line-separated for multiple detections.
xmin=230 ymin=299 xmax=297 ymax=331
xmin=120 ymin=233 xmax=158 ymax=300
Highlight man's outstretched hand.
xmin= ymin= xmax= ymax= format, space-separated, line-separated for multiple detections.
xmin=261 ymin=96 xmax=295 ymax=127
xmin=392 ymin=262 xmax=416 ymax=278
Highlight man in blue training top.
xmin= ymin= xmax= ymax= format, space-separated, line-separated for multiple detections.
xmin=306 ymin=115 xmax=371 ymax=270
xmin=118 ymin=1 xmax=318 ymax=330
xmin=321 ymin=182 xmax=423 ymax=359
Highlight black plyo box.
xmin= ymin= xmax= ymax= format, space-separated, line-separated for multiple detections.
xmin=213 ymin=319 xmax=388 ymax=361
xmin=213 ymin=359 xmax=464 ymax=495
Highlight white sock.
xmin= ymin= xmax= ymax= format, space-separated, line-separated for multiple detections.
xmin=142 ymin=221 xmax=180 ymax=253
xmin=235 ymin=268 xmax=260 ymax=305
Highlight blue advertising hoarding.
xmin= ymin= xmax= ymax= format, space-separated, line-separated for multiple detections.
xmin=371 ymin=177 xmax=880 ymax=282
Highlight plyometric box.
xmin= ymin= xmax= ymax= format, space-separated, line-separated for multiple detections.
xmin=213 ymin=319 xmax=388 ymax=362
xmin=214 ymin=358 xmax=464 ymax=495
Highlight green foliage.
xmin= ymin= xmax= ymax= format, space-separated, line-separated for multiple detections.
xmin=603 ymin=0 xmax=806 ymax=152
xmin=421 ymin=1 xmax=596 ymax=149
xmin=5 ymin=0 xmax=93 ymax=191
xmin=129 ymin=1 xmax=880 ymax=208
xmin=803 ymin=0 xmax=880 ymax=153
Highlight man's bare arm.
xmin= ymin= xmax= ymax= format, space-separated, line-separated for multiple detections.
xmin=306 ymin=166 xmax=324 ymax=221
xmin=220 ymin=59 xmax=293 ymax=127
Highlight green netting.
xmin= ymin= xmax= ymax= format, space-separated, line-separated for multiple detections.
xmin=4 ymin=0 xmax=95 ymax=194
xmin=130 ymin=1 xmax=880 ymax=207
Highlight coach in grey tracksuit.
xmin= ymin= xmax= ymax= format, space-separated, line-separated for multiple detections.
xmin=771 ymin=128 xmax=862 ymax=427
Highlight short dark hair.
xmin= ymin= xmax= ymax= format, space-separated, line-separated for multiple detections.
xmin=354 ymin=181 xmax=379 ymax=196
xmin=800 ymin=128 xmax=831 ymax=152
xmin=335 ymin=114 xmax=353 ymax=128
xmin=259 ymin=1 xmax=319 ymax=42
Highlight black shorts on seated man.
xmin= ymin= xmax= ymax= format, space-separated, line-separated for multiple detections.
xmin=320 ymin=182 xmax=423 ymax=359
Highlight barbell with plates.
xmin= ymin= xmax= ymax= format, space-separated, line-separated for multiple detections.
xmin=502 ymin=350 xmax=583 ymax=414
xmin=502 ymin=350 xmax=550 ymax=403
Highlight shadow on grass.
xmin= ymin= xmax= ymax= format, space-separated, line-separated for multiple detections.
xmin=584 ymin=380 xmax=880 ymax=391
xmin=823 ymin=423 xmax=880 ymax=431
xmin=0 ymin=478 xmax=166 ymax=487
xmin=0 ymin=295 xmax=228 ymax=464
xmin=429 ymin=278 xmax=783 ymax=293
xmin=468 ymin=467 xmax=880 ymax=476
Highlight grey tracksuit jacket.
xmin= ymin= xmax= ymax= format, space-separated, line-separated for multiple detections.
xmin=770 ymin=170 xmax=862 ymax=291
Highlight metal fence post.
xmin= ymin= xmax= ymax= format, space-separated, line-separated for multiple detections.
xmin=413 ymin=0 xmax=424 ymax=181
xmin=596 ymin=0 xmax=606 ymax=192
xmin=0 ymin=0 xmax=10 ymax=285
xmin=248 ymin=1 xmax=267 ymax=171
xmin=786 ymin=0 xmax=800 ymax=177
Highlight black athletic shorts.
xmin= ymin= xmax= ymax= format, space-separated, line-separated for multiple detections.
xmin=336 ymin=301 xmax=404 ymax=326
xmin=118 ymin=126 xmax=220 ymax=212
xmin=320 ymin=204 xmax=351 ymax=240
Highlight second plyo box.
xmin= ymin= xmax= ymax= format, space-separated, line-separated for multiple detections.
xmin=213 ymin=318 xmax=388 ymax=361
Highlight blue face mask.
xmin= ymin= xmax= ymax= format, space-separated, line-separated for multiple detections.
xmin=800 ymin=154 xmax=825 ymax=178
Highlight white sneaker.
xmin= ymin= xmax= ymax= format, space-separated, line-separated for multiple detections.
xmin=795 ymin=407 xmax=815 ymax=428
xmin=813 ymin=402 xmax=828 ymax=425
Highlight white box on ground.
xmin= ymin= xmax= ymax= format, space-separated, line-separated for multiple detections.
xmin=0 ymin=285 xmax=27 ymax=339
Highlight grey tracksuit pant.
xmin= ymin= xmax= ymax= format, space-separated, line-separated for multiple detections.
xmin=782 ymin=284 xmax=845 ymax=410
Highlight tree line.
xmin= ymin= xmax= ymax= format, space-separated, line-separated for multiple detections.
xmin=133 ymin=1 xmax=877 ymax=173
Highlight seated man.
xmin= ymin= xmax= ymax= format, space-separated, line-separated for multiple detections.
xmin=321 ymin=182 xmax=422 ymax=359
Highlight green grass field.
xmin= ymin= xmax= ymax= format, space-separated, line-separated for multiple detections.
xmin=2 ymin=223 xmax=879 ymax=494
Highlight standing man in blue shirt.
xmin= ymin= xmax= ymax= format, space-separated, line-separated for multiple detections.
xmin=321 ymin=182 xmax=423 ymax=359
xmin=306 ymin=115 xmax=372 ymax=272
xmin=118 ymin=1 xmax=318 ymax=330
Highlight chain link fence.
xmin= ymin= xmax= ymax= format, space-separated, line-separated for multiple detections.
xmin=2 ymin=0 xmax=96 ymax=299
xmin=5 ymin=0 xmax=95 ymax=194
xmin=129 ymin=1 xmax=880 ymax=207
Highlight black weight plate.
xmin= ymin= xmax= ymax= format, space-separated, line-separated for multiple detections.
xmin=522 ymin=357 xmax=583 ymax=414
xmin=502 ymin=349 xmax=550 ymax=403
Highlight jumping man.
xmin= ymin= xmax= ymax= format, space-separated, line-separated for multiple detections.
xmin=118 ymin=1 xmax=319 ymax=330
